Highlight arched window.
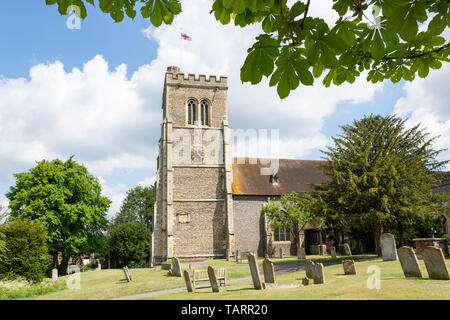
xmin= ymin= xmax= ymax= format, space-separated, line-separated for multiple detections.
xmin=187 ymin=99 xmax=197 ymax=125
xmin=200 ymin=100 xmax=210 ymax=126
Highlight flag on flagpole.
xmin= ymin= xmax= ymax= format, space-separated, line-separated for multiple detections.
xmin=181 ymin=33 xmax=192 ymax=41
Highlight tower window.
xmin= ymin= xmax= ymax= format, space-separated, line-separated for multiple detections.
xmin=200 ymin=100 xmax=210 ymax=126
xmin=187 ymin=99 xmax=197 ymax=125
xmin=274 ymin=227 xmax=290 ymax=242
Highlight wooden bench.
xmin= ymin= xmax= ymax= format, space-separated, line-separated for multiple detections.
xmin=193 ymin=268 xmax=226 ymax=288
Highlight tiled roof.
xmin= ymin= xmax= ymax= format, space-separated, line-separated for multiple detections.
xmin=232 ymin=157 xmax=330 ymax=196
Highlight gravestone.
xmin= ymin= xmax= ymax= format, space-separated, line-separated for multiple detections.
xmin=305 ymin=260 xmax=316 ymax=279
xmin=330 ymin=247 xmax=337 ymax=259
xmin=313 ymin=263 xmax=325 ymax=284
xmin=263 ymin=257 xmax=275 ymax=283
xmin=235 ymin=249 xmax=239 ymax=263
xmin=297 ymin=247 xmax=306 ymax=259
xmin=279 ymin=248 xmax=283 ymax=259
xmin=125 ymin=266 xmax=132 ymax=281
xmin=96 ymin=264 xmax=101 ymax=271
xmin=207 ymin=266 xmax=220 ymax=292
xmin=397 ymin=246 xmax=422 ymax=278
xmin=342 ymin=260 xmax=357 ymax=275
xmin=318 ymin=245 xmax=327 ymax=255
xmin=302 ymin=277 xmax=310 ymax=286
xmin=248 ymin=252 xmax=263 ymax=290
xmin=123 ymin=267 xmax=131 ymax=282
xmin=183 ymin=270 xmax=195 ymax=292
xmin=422 ymin=247 xmax=450 ymax=280
xmin=226 ymin=249 xmax=230 ymax=261
xmin=341 ymin=243 xmax=352 ymax=256
xmin=161 ymin=262 xmax=172 ymax=270
xmin=52 ymin=268 xmax=58 ymax=282
xmin=171 ymin=257 xmax=182 ymax=277
xmin=380 ymin=233 xmax=398 ymax=261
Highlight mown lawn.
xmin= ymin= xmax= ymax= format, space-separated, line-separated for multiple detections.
xmin=150 ymin=257 xmax=450 ymax=300
xmin=29 ymin=255 xmax=370 ymax=300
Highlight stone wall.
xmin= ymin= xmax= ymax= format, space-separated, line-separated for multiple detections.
xmin=232 ymin=196 xmax=267 ymax=257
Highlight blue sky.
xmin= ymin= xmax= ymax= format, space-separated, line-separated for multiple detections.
xmin=0 ymin=1 xmax=448 ymax=217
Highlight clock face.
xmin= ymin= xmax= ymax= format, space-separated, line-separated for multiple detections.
xmin=192 ymin=148 xmax=203 ymax=163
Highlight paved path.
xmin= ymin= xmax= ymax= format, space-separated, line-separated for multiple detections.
xmin=111 ymin=264 xmax=305 ymax=300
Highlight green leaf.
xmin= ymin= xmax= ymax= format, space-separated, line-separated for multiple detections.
xmin=290 ymin=1 xmax=306 ymax=20
xmin=428 ymin=14 xmax=447 ymax=36
xmin=399 ymin=11 xmax=418 ymax=42
xmin=307 ymin=43 xmax=320 ymax=64
xmin=370 ymin=30 xmax=385 ymax=59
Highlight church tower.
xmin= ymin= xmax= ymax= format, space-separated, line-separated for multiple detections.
xmin=151 ymin=66 xmax=234 ymax=264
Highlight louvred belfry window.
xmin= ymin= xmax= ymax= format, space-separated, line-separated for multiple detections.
xmin=188 ymin=99 xmax=197 ymax=125
xmin=200 ymin=100 xmax=209 ymax=126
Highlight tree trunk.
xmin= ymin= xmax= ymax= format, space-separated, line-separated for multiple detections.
xmin=373 ymin=223 xmax=383 ymax=256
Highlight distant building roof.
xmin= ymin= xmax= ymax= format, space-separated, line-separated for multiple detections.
xmin=432 ymin=172 xmax=450 ymax=193
xmin=232 ymin=157 xmax=330 ymax=196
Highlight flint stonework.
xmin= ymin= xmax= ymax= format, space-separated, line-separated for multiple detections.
xmin=248 ymin=252 xmax=263 ymax=290
xmin=279 ymin=248 xmax=283 ymax=259
xmin=183 ymin=270 xmax=195 ymax=292
xmin=422 ymin=247 xmax=450 ymax=280
xmin=342 ymin=260 xmax=357 ymax=275
xmin=397 ymin=246 xmax=422 ymax=278
xmin=207 ymin=266 xmax=220 ymax=292
xmin=381 ymin=233 xmax=398 ymax=261
xmin=263 ymin=257 xmax=275 ymax=283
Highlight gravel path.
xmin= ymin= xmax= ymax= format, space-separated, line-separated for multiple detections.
xmin=110 ymin=264 xmax=305 ymax=300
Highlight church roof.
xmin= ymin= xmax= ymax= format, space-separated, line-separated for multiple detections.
xmin=232 ymin=157 xmax=330 ymax=196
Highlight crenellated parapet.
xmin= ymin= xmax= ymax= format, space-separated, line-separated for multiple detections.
xmin=165 ymin=66 xmax=228 ymax=88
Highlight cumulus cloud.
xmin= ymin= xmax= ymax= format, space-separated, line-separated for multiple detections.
xmin=0 ymin=0 xmax=387 ymax=217
xmin=394 ymin=63 xmax=450 ymax=170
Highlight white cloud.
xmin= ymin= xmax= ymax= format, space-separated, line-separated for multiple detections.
xmin=0 ymin=0 xmax=385 ymax=211
xmin=138 ymin=176 xmax=156 ymax=187
xmin=98 ymin=176 xmax=129 ymax=218
xmin=394 ymin=63 xmax=450 ymax=170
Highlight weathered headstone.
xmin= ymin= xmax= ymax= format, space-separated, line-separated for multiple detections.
xmin=248 ymin=252 xmax=263 ymax=290
xmin=318 ymin=244 xmax=327 ymax=255
xmin=397 ymin=246 xmax=422 ymax=278
xmin=96 ymin=264 xmax=101 ymax=271
xmin=123 ymin=267 xmax=131 ymax=282
xmin=302 ymin=277 xmax=310 ymax=286
xmin=305 ymin=260 xmax=316 ymax=279
xmin=297 ymin=247 xmax=306 ymax=259
xmin=161 ymin=262 xmax=172 ymax=270
xmin=226 ymin=249 xmax=230 ymax=261
xmin=125 ymin=266 xmax=132 ymax=281
xmin=171 ymin=257 xmax=182 ymax=277
xmin=207 ymin=266 xmax=220 ymax=292
xmin=422 ymin=247 xmax=450 ymax=280
xmin=279 ymin=248 xmax=283 ymax=259
xmin=313 ymin=263 xmax=325 ymax=284
xmin=342 ymin=243 xmax=352 ymax=256
xmin=183 ymin=270 xmax=195 ymax=292
xmin=380 ymin=233 xmax=398 ymax=261
xmin=263 ymin=257 xmax=275 ymax=284
xmin=342 ymin=260 xmax=357 ymax=275
xmin=52 ymin=268 xmax=58 ymax=282
xmin=330 ymin=247 xmax=337 ymax=259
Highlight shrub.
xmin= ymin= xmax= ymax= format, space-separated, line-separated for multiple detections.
xmin=0 ymin=220 xmax=50 ymax=283
xmin=110 ymin=222 xmax=149 ymax=267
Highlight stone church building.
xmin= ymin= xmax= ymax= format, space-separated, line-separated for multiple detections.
xmin=151 ymin=66 xmax=450 ymax=264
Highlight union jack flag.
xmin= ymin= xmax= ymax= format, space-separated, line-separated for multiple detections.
xmin=180 ymin=33 xmax=192 ymax=41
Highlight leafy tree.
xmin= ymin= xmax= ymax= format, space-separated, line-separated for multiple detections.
xmin=317 ymin=114 xmax=448 ymax=255
xmin=109 ymin=222 xmax=148 ymax=267
xmin=6 ymin=157 xmax=111 ymax=275
xmin=46 ymin=1 xmax=449 ymax=98
xmin=261 ymin=192 xmax=323 ymax=250
xmin=112 ymin=185 xmax=155 ymax=232
xmin=0 ymin=220 xmax=50 ymax=282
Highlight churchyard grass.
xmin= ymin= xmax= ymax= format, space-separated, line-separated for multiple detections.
xmin=149 ymin=257 xmax=450 ymax=300
xmin=0 ymin=277 xmax=66 ymax=300
xmin=27 ymin=254 xmax=375 ymax=300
